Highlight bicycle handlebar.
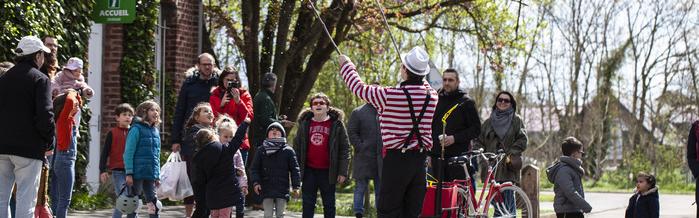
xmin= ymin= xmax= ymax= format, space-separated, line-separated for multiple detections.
xmin=446 ymin=148 xmax=506 ymax=166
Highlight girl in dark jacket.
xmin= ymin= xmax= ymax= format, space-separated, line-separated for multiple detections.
xmin=251 ymin=122 xmax=302 ymax=218
xmin=184 ymin=103 xmax=216 ymax=217
xmin=625 ymin=172 xmax=660 ymax=218
xmin=192 ymin=119 xmax=249 ymax=218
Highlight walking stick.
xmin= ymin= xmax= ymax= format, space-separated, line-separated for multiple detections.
xmin=306 ymin=0 xmax=343 ymax=55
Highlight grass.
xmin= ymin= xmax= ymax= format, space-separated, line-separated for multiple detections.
xmin=286 ymin=192 xmax=376 ymax=217
xmin=538 ymin=193 xmax=555 ymax=202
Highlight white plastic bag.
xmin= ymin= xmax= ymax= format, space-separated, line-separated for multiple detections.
xmin=157 ymin=152 xmax=183 ymax=199
xmin=171 ymin=160 xmax=193 ymax=200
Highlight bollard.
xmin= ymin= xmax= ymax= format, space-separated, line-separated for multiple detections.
xmin=521 ymin=164 xmax=540 ymax=218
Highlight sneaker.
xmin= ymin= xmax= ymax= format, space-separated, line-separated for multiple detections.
xmin=355 ymin=213 xmax=363 ymax=218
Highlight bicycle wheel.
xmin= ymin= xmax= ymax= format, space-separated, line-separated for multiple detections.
xmin=484 ymin=186 xmax=533 ymax=218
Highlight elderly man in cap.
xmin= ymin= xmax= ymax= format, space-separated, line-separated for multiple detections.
xmin=0 ymin=36 xmax=55 ymax=218
xmin=339 ymin=47 xmax=438 ymax=218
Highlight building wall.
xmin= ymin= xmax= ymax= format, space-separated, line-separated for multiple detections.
xmin=99 ymin=0 xmax=200 ymax=145
xmin=100 ymin=24 xmax=124 ymax=141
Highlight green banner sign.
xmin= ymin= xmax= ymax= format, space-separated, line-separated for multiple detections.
xmin=92 ymin=0 xmax=136 ymax=24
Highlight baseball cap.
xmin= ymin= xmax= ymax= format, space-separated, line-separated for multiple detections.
xmin=15 ymin=36 xmax=51 ymax=56
xmin=63 ymin=57 xmax=84 ymax=70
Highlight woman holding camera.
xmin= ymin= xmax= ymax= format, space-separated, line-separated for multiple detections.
xmin=209 ymin=65 xmax=254 ymax=157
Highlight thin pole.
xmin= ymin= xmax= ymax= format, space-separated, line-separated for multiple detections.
xmin=372 ymin=0 xmax=402 ymax=63
xmin=306 ymin=0 xmax=342 ymax=55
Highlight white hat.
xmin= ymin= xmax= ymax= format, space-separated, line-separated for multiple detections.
xmin=63 ymin=57 xmax=84 ymax=70
xmin=401 ymin=46 xmax=430 ymax=76
xmin=15 ymin=36 xmax=51 ymax=56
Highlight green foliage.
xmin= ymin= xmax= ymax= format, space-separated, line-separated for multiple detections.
xmin=70 ymin=191 xmax=113 ymax=210
xmin=0 ymin=0 xmax=94 ymax=63
xmin=120 ymin=0 xmax=159 ymax=106
xmin=162 ymin=68 xmax=178 ymax=145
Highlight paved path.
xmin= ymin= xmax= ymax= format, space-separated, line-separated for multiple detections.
xmin=541 ymin=191 xmax=696 ymax=218
xmin=68 ymin=191 xmax=696 ymax=217
xmin=68 ymin=205 xmax=353 ymax=218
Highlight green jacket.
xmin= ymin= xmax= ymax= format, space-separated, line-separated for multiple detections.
xmin=475 ymin=114 xmax=528 ymax=183
xmin=294 ymin=107 xmax=351 ymax=185
xmin=250 ymin=89 xmax=278 ymax=148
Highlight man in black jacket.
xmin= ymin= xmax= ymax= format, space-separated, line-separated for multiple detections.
xmin=688 ymin=121 xmax=699 ymax=216
xmin=430 ymin=69 xmax=481 ymax=182
xmin=170 ymin=53 xmax=219 ymax=216
xmin=0 ymin=36 xmax=55 ymax=218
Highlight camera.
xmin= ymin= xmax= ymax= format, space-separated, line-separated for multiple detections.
xmin=227 ymin=80 xmax=240 ymax=89
xmin=226 ymin=80 xmax=240 ymax=96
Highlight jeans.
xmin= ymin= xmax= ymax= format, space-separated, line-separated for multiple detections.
xmin=492 ymin=188 xmax=516 ymax=217
xmin=236 ymin=193 xmax=245 ymax=216
xmin=49 ymin=149 xmax=77 ymax=218
xmin=111 ymin=170 xmax=137 ymax=218
xmin=263 ymin=198 xmax=287 ymax=218
xmin=129 ymin=179 xmax=159 ymax=218
xmin=0 ymin=154 xmax=43 ymax=218
xmin=240 ymin=149 xmax=248 ymax=165
xmin=302 ymin=168 xmax=336 ymax=218
xmin=352 ymin=178 xmax=380 ymax=215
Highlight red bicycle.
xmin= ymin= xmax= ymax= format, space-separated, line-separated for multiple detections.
xmin=423 ymin=148 xmax=533 ymax=218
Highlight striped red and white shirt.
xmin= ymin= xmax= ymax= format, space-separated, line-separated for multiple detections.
xmin=341 ymin=62 xmax=438 ymax=151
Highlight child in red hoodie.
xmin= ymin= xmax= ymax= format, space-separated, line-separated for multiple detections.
xmin=99 ymin=103 xmax=135 ymax=217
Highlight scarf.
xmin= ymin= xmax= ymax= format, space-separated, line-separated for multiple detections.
xmin=262 ymin=137 xmax=288 ymax=155
xmin=490 ymin=107 xmax=514 ymax=140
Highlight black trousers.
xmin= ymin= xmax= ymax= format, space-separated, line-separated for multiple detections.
xmin=378 ymin=150 xmax=427 ymax=218
xmin=556 ymin=212 xmax=584 ymax=218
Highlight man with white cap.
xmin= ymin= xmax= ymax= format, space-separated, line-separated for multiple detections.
xmin=339 ymin=47 xmax=438 ymax=217
xmin=0 ymin=36 xmax=55 ymax=218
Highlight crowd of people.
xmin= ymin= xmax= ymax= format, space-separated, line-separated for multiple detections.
xmin=0 ymin=35 xmax=696 ymax=218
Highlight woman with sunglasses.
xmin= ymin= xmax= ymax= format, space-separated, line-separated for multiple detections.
xmin=474 ymin=91 xmax=529 ymax=216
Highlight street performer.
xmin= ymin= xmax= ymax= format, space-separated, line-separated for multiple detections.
xmin=338 ymin=47 xmax=438 ymax=218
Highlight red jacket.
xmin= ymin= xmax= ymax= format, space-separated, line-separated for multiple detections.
xmin=55 ymin=91 xmax=81 ymax=151
xmin=210 ymin=87 xmax=254 ymax=150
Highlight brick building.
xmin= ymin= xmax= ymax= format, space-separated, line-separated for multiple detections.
xmin=85 ymin=0 xmax=202 ymax=192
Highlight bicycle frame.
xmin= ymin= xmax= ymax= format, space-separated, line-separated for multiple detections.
xmin=456 ymin=152 xmax=516 ymax=216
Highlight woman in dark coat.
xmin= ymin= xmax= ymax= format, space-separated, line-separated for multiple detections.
xmin=475 ymin=91 xmax=528 ymax=216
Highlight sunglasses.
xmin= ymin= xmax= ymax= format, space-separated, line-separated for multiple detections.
xmin=312 ymin=101 xmax=327 ymax=106
xmin=497 ymin=98 xmax=511 ymax=104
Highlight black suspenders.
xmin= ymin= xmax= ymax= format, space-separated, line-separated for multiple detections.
xmin=401 ymin=88 xmax=431 ymax=152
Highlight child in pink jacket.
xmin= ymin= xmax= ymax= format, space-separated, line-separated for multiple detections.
xmin=51 ymin=57 xmax=94 ymax=98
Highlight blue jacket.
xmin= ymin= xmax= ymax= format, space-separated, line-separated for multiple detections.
xmin=171 ymin=70 xmax=218 ymax=148
xmin=124 ymin=118 xmax=161 ymax=180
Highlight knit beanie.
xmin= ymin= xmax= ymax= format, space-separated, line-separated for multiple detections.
xmin=267 ymin=122 xmax=286 ymax=137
